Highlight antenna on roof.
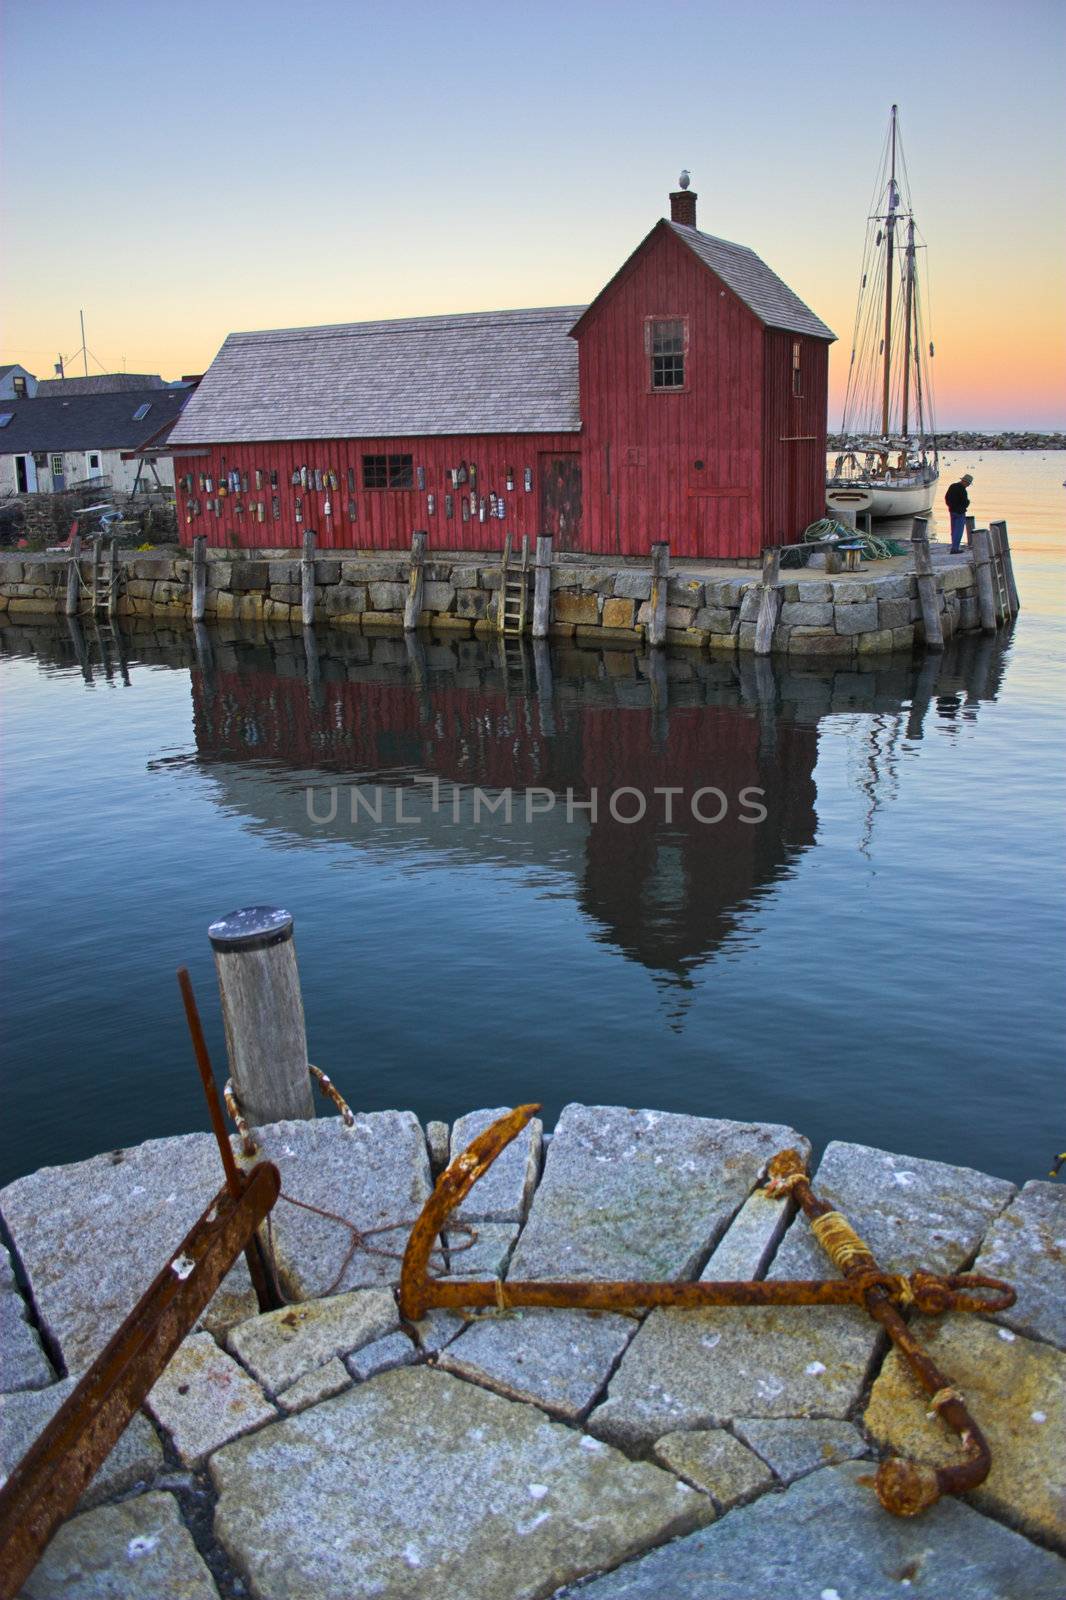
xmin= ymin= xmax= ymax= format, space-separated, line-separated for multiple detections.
xmin=679 ymin=169 xmax=691 ymax=190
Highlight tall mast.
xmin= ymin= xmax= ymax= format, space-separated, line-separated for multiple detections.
xmin=900 ymin=217 xmax=915 ymax=439
xmin=880 ymin=105 xmax=898 ymax=438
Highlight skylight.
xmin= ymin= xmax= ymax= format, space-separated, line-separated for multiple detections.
xmin=0 ymin=413 xmax=12 ymax=428
xmin=132 ymin=403 xmax=152 ymax=421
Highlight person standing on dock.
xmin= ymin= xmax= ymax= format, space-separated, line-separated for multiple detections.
xmin=945 ymin=474 xmax=974 ymax=553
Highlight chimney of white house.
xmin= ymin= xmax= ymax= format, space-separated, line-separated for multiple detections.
xmin=669 ymin=175 xmax=697 ymax=228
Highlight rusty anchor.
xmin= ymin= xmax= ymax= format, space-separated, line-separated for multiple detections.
xmin=399 ymin=1104 xmax=1016 ymax=1518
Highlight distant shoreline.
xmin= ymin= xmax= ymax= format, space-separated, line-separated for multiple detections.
xmin=828 ymin=432 xmax=1065 ymax=451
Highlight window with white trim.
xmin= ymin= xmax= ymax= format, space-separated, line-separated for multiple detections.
xmin=647 ymin=317 xmax=687 ymax=390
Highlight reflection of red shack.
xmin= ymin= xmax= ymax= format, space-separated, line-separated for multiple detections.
xmin=190 ymin=651 xmax=818 ymax=977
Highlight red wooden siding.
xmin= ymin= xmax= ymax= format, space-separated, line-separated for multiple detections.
xmin=175 ymin=431 xmax=579 ymax=550
xmin=574 ymin=227 xmax=766 ymax=560
xmin=760 ymin=330 xmax=830 ymax=546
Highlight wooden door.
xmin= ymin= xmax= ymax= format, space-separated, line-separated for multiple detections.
xmin=539 ymin=453 xmax=582 ymax=550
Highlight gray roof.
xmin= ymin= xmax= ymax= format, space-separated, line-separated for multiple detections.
xmin=667 ymin=222 xmax=836 ymax=340
xmin=169 ymin=307 xmax=585 ymax=445
xmin=0 ymin=388 xmax=191 ymax=454
xmin=35 ymin=373 xmax=167 ymax=396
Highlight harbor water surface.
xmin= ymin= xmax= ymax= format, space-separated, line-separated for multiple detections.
xmin=2 ymin=453 xmax=1063 ymax=1188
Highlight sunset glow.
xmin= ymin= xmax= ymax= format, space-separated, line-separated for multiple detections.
xmin=2 ymin=0 xmax=1063 ymax=429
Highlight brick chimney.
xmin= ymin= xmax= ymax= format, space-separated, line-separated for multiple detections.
xmin=670 ymin=186 xmax=697 ymax=227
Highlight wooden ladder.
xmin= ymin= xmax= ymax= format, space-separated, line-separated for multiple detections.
xmin=499 ymin=533 xmax=529 ymax=638
xmin=89 ymin=538 xmax=119 ymax=618
xmin=987 ymin=525 xmax=1011 ymax=624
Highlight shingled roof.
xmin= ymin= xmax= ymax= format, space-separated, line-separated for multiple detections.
xmin=169 ymin=307 xmax=585 ymax=445
xmin=666 ymin=222 xmax=836 ymax=340
xmin=0 ymin=388 xmax=191 ymax=453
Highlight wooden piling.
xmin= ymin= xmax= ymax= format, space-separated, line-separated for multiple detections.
xmin=971 ymin=526 xmax=998 ymax=634
xmin=106 ymin=540 xmax=118 ymax=618
xmin=63 ymin=535 xmax=82 ymax=616
xmin=754 ymin=547 xmax=782 ymax=657
xmin=403 ymin=530 xmax=428 ymax=631
xmin=191 ymin=536 xmax=207 ymax=622
xmin=301 ymin=530 xmax=316 ymax=626
xmin=209 ymin=907 xmax=314 ymax=1129
xmin=647 ymin=542 xmax=669 ymax=648
xmin=911 ymin=518 xmax=944 ymax=652
xmin=964 ymin=514 xmax=976 ymax=549
xmin=990 ymin=520 xmax=1020 ymax=617
xmin=532 ymin=535 xmax=553 ymax=638
xmin=90 ymin=537 xmax=101 ymax=611
xmin=532 ymin=638 xmax=556 ymax=736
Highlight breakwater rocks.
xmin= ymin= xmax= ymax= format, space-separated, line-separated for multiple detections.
xmin=1 ymin=1105 xmax=1064 ymax=1598
xmin=0 ymin=547 xmax=990 ymax=660
xmin=827 ymin=431 xmax=1066 ymax=452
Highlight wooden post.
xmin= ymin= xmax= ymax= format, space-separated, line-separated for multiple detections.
xmin=647 ymin=541 xmax=669 ymax=648
xmin=647 ymin=644 xmax=669 ymax=743
xmin=971 ymin=526 xmax=997 ymax=634
xmin=191 ymin=535 xmax=207 ymax=622
xmin=303 ymin=626 xmax=323 ymax=711
xmin=301 ymin=529 xmax=316 ymax=626
xmin=754 ymin=547 xmax=781 ymax=657
xmin=63 ymin=535 xmax=82 ymax=616
xmin=824 ymin=545 xmax=843 ymax=575
xmin=403 ymin=530 xmax=427 ymax=631
xmin=990 ymin=520 xmax=1020 ymax=616
xmin=91 ymin=536 xmax=101 ymax=610
xmin=911 ymin=517 xmax=944 ymax=652
xmin=532 ymin=536 xmax=553 ymax=639
xmin=209 ymin=907 xmax=314 ymax=1128
xmin=964 ymin=513 xmax=976 ymax=548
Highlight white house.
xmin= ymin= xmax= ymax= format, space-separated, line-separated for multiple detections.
xmin=0 ymin=365 xmax=37 ymax=401
xmin=0 ymin=387 xmax=191 ymax=498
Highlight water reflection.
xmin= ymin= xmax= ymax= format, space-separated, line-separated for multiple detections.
xmin=3 ymin=616 xmax=1011 ymax=987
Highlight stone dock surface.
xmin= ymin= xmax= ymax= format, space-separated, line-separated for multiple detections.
xmin=1 ymin=1104 xmax=1063 ymax=1599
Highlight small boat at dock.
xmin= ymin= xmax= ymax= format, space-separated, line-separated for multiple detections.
xmin=827 ymin=105 xmax=939 ymax=522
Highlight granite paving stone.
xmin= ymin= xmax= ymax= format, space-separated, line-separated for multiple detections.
xmin=652 ymin=1428 xmax=773 ymax=1508
xmin=865 ymin=1315 xmax=1066 ymax=1550
xmin=276 ymin=1356 xmax=351 ymax=1413
xmin=145 ymin=1331 xmax=277 ymax=1465
xmin=225 ymin=1287 xmax=398 ymax=1394
xmin=21 ymin=1491 xmax=221 ymax=1600
xmin=438 ymin=1307 xmax=638 ymax=1420
xmin=240 ymin=1112 xmax=432 ymax=1298
xmin=444 ymin=1221 xmax=519 ymax=1278
xmin=345 ymin=1329 xmax=419 ymax=1381
xmin=408 ymin=1307 xmax=468 ymax=1354
xmin=0 ymin=1379 xmax=163 ymax=1509
xmin=0 ymin=1133 xmax=255 ymax=1373
xmin=556 ymin=1461 xmax=1066 ymax=1600
xmin=509 ymin=1105 xmax=809 ymax=1283
xmin=587 ymin=1305 xmax=878 ymax=1453
xmin=699 ymin=1187 xmax=793 ymax=1281
xmin=731 ymin=1417 xmax=867 ymax=1483
xmin=972 ymin=1180 xmax=1066 ymax=1349
xmin=449 ymin=1107 xmax=542 ymax=1223
xmin=209 ymin=1365 xmax=710 ymax=1600
xmin=0 ymin=1243 xmax=53 ymax=1392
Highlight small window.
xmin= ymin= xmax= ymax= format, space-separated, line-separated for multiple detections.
xmin=89 ymin=453 xmax=100 ymax=469
xmin=132 ymin=403 xmax=152 ymax=421
xmin=792 ymin=341 xmax=803 ymax=397
xmin=51 ymin=454 xmax=64 ymax=476
xmin=0 ymin=413 xmax=12 ymax=428
xmin=647 ymin=318 xmax=687 ymax=390
xmin=12 ymin=376 xmax=27 ymax=398
xmin=362 ymin=453 xmax=413 ymax=490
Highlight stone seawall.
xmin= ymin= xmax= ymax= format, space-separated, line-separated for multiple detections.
xmin=0 ymin=548 xmax=985 ymax=659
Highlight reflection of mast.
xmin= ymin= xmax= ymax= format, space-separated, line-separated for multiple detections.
xmin=880 ymin=104 xmax=898 ymax=437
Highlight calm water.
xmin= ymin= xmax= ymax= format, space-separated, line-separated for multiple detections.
xmin=2 ymin=453 xmax=1063 ymax=1187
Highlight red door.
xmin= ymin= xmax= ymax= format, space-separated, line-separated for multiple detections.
xmin=539 ymin=453 xmax=582 ymax=550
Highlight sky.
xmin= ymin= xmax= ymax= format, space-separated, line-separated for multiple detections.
xmin=2 ymin=0 xmax=1064 ymax=429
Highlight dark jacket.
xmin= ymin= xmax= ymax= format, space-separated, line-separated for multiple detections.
xmin=945 ymin=480 xmax=970 ymax=514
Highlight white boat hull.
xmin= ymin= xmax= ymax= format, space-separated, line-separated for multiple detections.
xmin=827 ymin=477 xmax=938 ymax=521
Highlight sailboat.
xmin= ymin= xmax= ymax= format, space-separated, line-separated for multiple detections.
xmin=827 ymin=105 xmax=939 ymax=521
